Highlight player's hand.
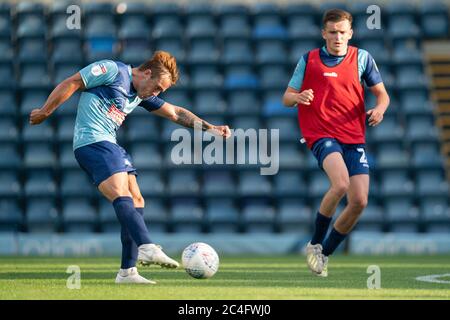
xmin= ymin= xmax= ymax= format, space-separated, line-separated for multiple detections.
xmin=208 ymin=125 xmax=232 ymax=139
xmin=366 ymin=108 xmax=384 ymax=126
xmin=29 ymin=108 xmax=48 ymax=125
xmin=297 ymin=89 xmax=314 ymax=105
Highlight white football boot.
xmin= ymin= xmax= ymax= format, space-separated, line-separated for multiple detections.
xmin=138 ymin=243 xmax=180 ymax=268
xmin=306 ymin=241 xmax=325 ymax=274
xmin=115 ymin=267 xmax=156 ymax=284
xmin=315 ymin=256 xmax=328 ymax=278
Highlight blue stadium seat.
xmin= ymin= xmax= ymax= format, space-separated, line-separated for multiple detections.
xmin=222 ymin=39 xmax=253 ymax=65
xmin=22 ymin=119 xmax=54 ymax=142
xmin=170 ymin=199 xmax=204 ymax=233
xmin=168 ymin=170 xmax=200 ymax=196
xmin=384 ymin=198 xmax=419 ymax=232
xmin=25 ymin=198 xmax=59 ymax=233
xmin=273 ymin=171 xmax=307 ymax=198
xmin=388 ymin=16 xmax=421 ymax=41
xmin=419 ymin=1 xmax=449 ymax=38
xmin=255 ymin=41 xmax=287 ymax=65
xmin=392 ymin=44 xmax=423 ymax=66
xmin=119 ymin=43 xmax=151 ymax=66
xmin=266 ymin=117 xmax=299 ymax=142
xmin=186 ymin=16 xmax=217 ymax=40
xmin=205 ymin=199 xmax=240 ymax=233
xmin=24 ymin=143 xmax=56 ymax=168
xmin=50 ymin=16 xmax=82 ymax=40
xmin=238 ymin=172 xmax=272 ymax=196
xmin=0 ymin=172 xmax=21 ymax=198
xmin=290 ymin=41 xmax=320 ymax=64
xmin=227 ymin=90 xmax=261 ymax=116
xmin=241 ymin=199 xmax=276 ymax=233
xmin=17 ymin=16 xmax=46 ymax=39
xmin=358 ymin=39 xmax=391 ymax=66
xmin=129 ymin=143 xmax=163 ymax=169
xmin=399 ymin=90 xmax=433 ymax=116
xmin=187 ymin=39 xmax=219 ymax=65
xmin=288 ymin=16 xmax=320 ymax=41
xmin=59 ymin=143 xmax=78 ymax=169
xmin=125 ymin=116 xmax=159 ymax=142
xmin=52 ymin=39 xmax=84 ymax=65
xmin=83 ymin=2 xmax=113 ymax=17
xmin=353 ymin=16 xmax=385 ymax=41
xmin=379 ymin=171 xmax=414 ymax=198
xmin=277 ymin=199 xmax=312 ymax=233
xmin=193 ymin=91 xmax=226 ymax=115
xmin=60 ymin=170 xmax=96 ymax=198
xmin=143 ymin=199 xmax=169 ymax=233
xmin=224 ymin=68 xmax=259 ymax=90
xmin=231 ymin=116 xmax=260 ymax=130
xmin=416 ymin=170 xmax=449 ymax=197
xmin=308 ymin=171 xmax=330 ymax=198
xmin=0 ymin=64 xmax=14 ymax=89
xmin=19 ymin=64 xmax=50 ymax=89
xmin=421 ymin=197 xmax=450 ymax=228
xmin=160 ymin=90 xmax=191 ymax=107
xmin=220 ymin=15 xmax=251 ymax=40
xmin=0 ymin=16 xmax=11 ymax=40
xmin=191 ymin=65 xmax=223 ymax=89
xmin=116 ymin=1 xmax=149 ymax=18
xmin=16 ymin=1 xmax=45 ymax=20
xmin=19 ymin=39 xmax=48 ymax=64
xmin=405 ymin=116 xmax=439 ymax=143
xmin=53 ymin=64 xmax=81 ymax=86
xmin=375 ymin=143 xmax=410 ymax=170
xmin=263 ymin=90 xmax=296 ymax=116
xmin=62 ymin=198 xmax=97 ymax=232
xmin=56 ymin=117 xmax=75 ymax=142
xmin=0 ymin=43 xmax=13 ymax=66
xmin=356 ymin=205 xmax=385 ymax=232
xmin=203 ymin=171 xmax=235 ymax=197
xmin=278 ymin=143 xmax=304 ymax=170
xmin=137 ymin=171 xmax=164 ymax=197
xmin=161 ymin=120 xmax=183 ymax=140
xmin=0 ymin=118 xmax=18 ymax=143
xmin=259 ymin=65 xmax=289 ymax=90
xmin=154 ymin=38 xmax=186 ymax=63
xmin=370 ymin=116 xmax=404 ymax=143
xmin=118 ymin=16 xmax=150 ymax=41
xmin=0 ymin=144 xmax=21 ymax=169
xmin=411 ymin=143 xmax=444 ymax=170
xmin=24 ymin=171 xmax=56 ymax=198
xmin=0 ymin=199 xmax=22 ymax=232
xmin=152 ymin=17 xmax=183 ymax=40
xmin=98 ymin=198 xmax=120 ymax=232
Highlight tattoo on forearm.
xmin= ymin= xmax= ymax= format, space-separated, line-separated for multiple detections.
xmin=175 ymin=108 xmax=211 ymax=131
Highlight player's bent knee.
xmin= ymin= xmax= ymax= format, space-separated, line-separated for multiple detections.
xmin=349 ymin=196 xmax=368 ymax=210
xmin=331 ymin=180 xmax=350 ymax=197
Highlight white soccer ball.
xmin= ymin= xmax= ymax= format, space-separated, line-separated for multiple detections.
xmin=182 ymin=242 xmax=219 ymax=279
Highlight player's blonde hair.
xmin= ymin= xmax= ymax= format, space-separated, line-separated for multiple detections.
xmin=139 ymin=51 xmax=179 ymax=85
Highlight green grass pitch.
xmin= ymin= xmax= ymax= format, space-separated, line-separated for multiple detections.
xmin=0 ymin=255 xmax=449 ymax=300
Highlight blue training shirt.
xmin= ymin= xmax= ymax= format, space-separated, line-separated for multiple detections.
xmin=288 ymin=46 xmax=383 ymax=90
xmin=73 ymin=60 xmax=165 ymax=150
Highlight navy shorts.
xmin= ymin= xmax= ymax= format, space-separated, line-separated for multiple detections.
xmin=311 ymin=138 xmax=369 ymax=176
xmin=74 ymin=141 xmax=137 ymax=186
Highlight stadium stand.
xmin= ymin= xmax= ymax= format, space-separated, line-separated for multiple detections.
xmin=0 ymin=0 xmax=448 ymax=237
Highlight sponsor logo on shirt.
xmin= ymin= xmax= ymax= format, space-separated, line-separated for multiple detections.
xmin=107 ymin=103 xmax=126 ymax=125
xmin=91 ymin=63 xmax=107 ymax=76
xmin=323 ymin=72 xmax=338 ymax=78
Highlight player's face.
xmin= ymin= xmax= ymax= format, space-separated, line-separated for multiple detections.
xmin=138 ymin=72 xmax=172 ymax=99
xmin=322 ymin=20 xmax=353 ymax=55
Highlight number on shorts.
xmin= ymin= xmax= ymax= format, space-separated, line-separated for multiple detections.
xmin=357 ymin=148 xmax=368 ymax=164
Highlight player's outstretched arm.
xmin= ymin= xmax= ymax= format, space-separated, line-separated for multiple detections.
xmin=366 ymin=82 xmax=390 ymax=127
xmin=152 ymin=102 xmax=231 ymax=138
xmin=29 ymin=72 xmax=86 ymax=125
xmin=282 ymin=87 xmax=314 ymax=107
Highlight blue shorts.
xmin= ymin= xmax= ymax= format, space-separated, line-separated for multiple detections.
xmin=311 ymin=138 xmax=369 ymax=176
xmin=74 ymin=141 xmax=137 ymax=186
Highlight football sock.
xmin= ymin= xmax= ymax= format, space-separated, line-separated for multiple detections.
xmin=310 ymin=212 xmax=332 ymax=245
xmin=322 ymin=227 xmax=347 ymax=256
xmin=120 ymin=207 xmax=145 ymax=269
xmin=113 ymin=197 xmax=151 ymax=248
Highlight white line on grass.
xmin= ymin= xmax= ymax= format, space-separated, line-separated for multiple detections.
xmin=415 ymin=274 xmax=450 ymax=284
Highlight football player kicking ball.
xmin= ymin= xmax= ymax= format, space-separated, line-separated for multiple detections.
xmin=282 ymin=9 xmax=390 ymax=277
xmin=30 ymin=51 xmax=231 ymax=284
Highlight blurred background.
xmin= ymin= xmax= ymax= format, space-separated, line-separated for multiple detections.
xmin=0 ymin=0 xmax=449 ymax=256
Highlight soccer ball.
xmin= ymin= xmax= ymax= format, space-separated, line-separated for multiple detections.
xmin=182 ymin=242 xmax=219 ymax=279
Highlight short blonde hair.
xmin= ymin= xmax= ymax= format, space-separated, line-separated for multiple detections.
xmin=138 ymin=50 xmax=179 ymax=84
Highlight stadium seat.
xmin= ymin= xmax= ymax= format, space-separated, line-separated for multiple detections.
xmin=273 ymin=171 xmax=307 ymax=198
xmin=17 ymin=16 xmax=46 ymax=39
xmin=419 ymin=1 xmax=449 ymax=38
xmin=278 ymin=143 xmax=305 ymax=170
xmin=19 ymin=64 xmax=50 ymax=89
xmin=370 ymin=116 xmax=404 ymax=143
xmin=168 ymin=170 xmax=200 ymax=196
xmin=24 ymin=143 xmax=57 ymax=169
xmin=62 ymin=198 xmax=97 ymax=232
xmin=384 ymin=198 xmax=419 ymax=232
xmin=118 ymin=16 xmax=150 ymax=41
xmin=22 ymin=119 xmax=54 ymax=142
xmin=356 ymin=204 xmax=385 ymax=232
xmin=170 ymin=199 xmax=204 ymax=233
xmin=205 ymin=199 xmax=240 ymax=233
xmin=277 ymin=199 xmax=312 ymax=233
xmin=411 ymin=143 xmax=444 ymax=170
xmin=405 ymin=116 xmax=439 ymax=143
xmin=186 ymin=16 xmax=217 ymax=40
xmin=263 ymin=90 xmax=296 ymax=116
xmin=152 ymin=17 xmax=183 ymax=40
xmin=227 ymin=90 xmax=261 ymax=116
xmin=288 ymin=15 xmax=320 ymax=41
xmin=18 ymin=39 xmax=47 ymax=64
xmin=241 ymin=199 xmax=276 ymax=233
xmin=379 ymin=171 xmax=414 ymax=198
xmin=0 ymin=199 xmax=23 ymax=232
xmin=0 ymin=118 xmax=18 ymax=143
xmin=0 ymin=17 xmax=11 ymax=42
xmin=125 ymin=116 xmax=159 ymax=142
xmin=222 ymin=39 xmax=253 ymax=65
xmin=0 ymin=64 xmax=15 ymax=89
xmin=259 ymin=65 xmax=289 ymax=90
xmin=52 ymin=39 xmax=84 ymax=65
xmin=416 ymin=170 xmax=449 ymax=197
xmin=375 ymin=143 xmax=410 ymax=170
xmin=193 ymin=90 xmax=226 ymax=116
xmin=50 ymin=16 xmax=82 ymax=40
xmin=59 ymin=143 xmax=78 ymax=169
xmin=191 ymin=65 xmax=222 ymax=89
xmin=220 ymin=15 xmax=251 ymax=40
xmin=56 ymin=117 xmax=75 ymax=142
xmin=129 ymin=142 xmax=163 ymax=169
xmin=60 ymin=170 xmax=96 ymax=198
xmin=308 ymin=171 xmax=330 ymax=199
xmin=25 ymin=198 xmax=59 ymax=233
xmin=266 ymin=117 xmax=300 ymax=142
xmin=24 ymin=171 xmax=57 ymax=198
xmin=202 ymin=171 xmax=235 ymax=197
xmin=137 ymin=170 xmax=165 ymax=197
xmin=0 ymin=144 xmax=21 ymax=169
xmin=238 ymin=172 xmax=272 ymax=196
xmin=255 ymin=41 xmax=288 ymax=65
xmin=53 ymin=64 xmax=82 ymax=86
xmin=0 ymin=90 xmax=17 ymax=116
xmin=0 ymin=172 xmax=21 ymax=198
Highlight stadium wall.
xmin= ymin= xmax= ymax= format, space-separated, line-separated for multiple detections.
xmin=0 ymin=232 xmax=449 ymax=256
